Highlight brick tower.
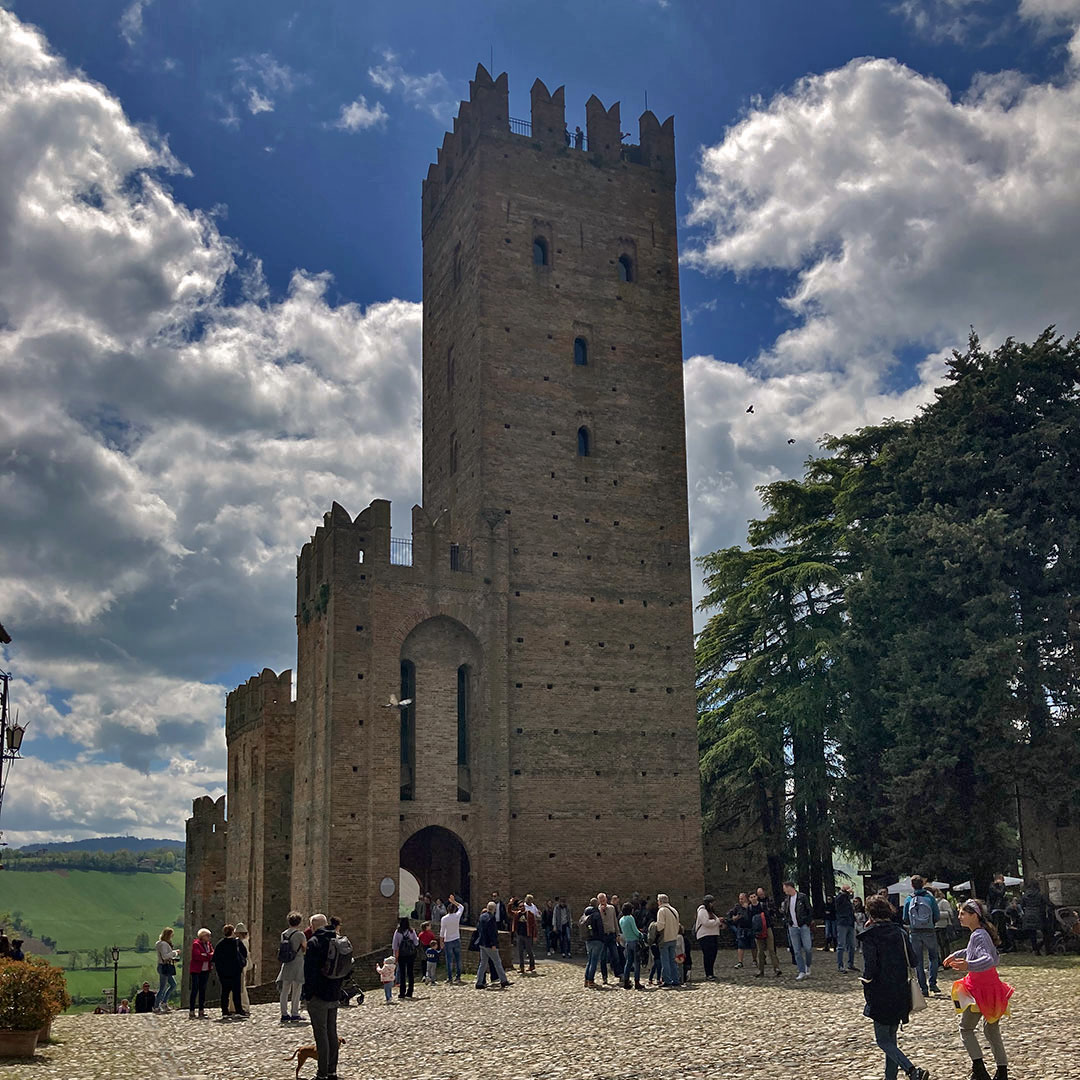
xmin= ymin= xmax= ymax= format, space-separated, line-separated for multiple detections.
xmin=420 ymin=66 xmax=704 ymax=906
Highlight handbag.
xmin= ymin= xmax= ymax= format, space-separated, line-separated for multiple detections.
xmin=158 ymin=962 xmax=176 ymax=976
xmin=467 ymin=928 xmax=480 ymax=952
xmin=908 ymin=970 xmax=927 ymax=1013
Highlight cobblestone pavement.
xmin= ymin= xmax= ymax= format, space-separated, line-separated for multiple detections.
xmin=7 ymin=953 xmax=1079 ymax=1080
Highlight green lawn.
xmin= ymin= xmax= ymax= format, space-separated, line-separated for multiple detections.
xmin=0 ymin=869 xmax=185 ymax=1010
xmin=0 ymin=869 xmax=184 ymax=951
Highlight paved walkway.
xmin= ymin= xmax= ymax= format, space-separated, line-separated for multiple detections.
xmin=9 ymin=953 xmax=1079 ymax=1079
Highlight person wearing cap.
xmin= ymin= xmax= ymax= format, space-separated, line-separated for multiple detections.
xmin=693 ymin=895 xmax=723 ymax=980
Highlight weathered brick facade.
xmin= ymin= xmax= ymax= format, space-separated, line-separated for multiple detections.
xmin=187 ymin=66 xmax=705 ymax=962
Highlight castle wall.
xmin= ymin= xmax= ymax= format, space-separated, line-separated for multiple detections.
xmin=292 ymin=497 xmax=511 ymax=954
xmin=187 ymin=68 xmax=705 ymax=966
xmin=224 ymin=668 xmax=295 ymax=987
xmin=182 ymin=795 xmax=226 ymax=1006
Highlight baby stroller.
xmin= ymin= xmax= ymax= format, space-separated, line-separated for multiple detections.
xmin=1052 ymin=907 xmax=1080 ymax=955
xmin=338 ymin=979 xmax=365 ymax=1006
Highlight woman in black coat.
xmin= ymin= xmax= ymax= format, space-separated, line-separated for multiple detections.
xmin=859 ymin=896 xmax=929 ymax=1080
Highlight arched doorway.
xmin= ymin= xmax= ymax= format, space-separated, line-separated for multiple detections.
xmin=400 ymin=826 xmax=471 ymax=916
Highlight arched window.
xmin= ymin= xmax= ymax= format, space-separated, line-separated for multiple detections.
xmin=618 ymin=254 xmax=633 ymax=282
xmin=533 ymin=237 xmax=548 ymax=267
xmin=577 ymin=426 xmax=591 ymax=457
xmin=400 ymin=660 xmax=416 ymax=801
xmin=573 ymin=337 xmax=588 ymax=366
xmin=457 ymin=665 xmax=471 ymax=802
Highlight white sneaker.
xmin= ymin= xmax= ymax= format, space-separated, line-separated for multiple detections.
xmin=795 ymin=971 xmax=807 ymax=981
xmin=804 ymin=970 xmax=811 ymax=978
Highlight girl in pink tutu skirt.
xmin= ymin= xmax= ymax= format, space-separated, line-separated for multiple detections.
xmin=943 ymin=898 xmax=1014 ymax=1080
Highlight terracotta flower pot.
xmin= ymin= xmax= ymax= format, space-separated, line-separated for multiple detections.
xmin=0 ymin=1029 xmax=39 ymax=1057
xmin=38 ymin=1018 xmax=52 ymax=1043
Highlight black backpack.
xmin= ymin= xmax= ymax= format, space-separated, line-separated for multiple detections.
xmin=278 ymin=929 xmax=298 ymax=964
xmin=398 ymin=932 xmax=417 ymax=962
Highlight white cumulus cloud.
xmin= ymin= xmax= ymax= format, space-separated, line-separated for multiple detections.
xmin=0 ymin=9 xmax=422 ymax=836
xmin=681 ymin=22 xmax=1080 ymax=598
xmin=368 ymin=50 xmax=456 ymax=120
xmin=335 ymin=94 xmax=388 ymax=132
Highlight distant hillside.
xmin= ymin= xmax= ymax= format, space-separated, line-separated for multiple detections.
xmin=14 ymin=835 xmax=185 ymax=854
xmin=0 ymin=869 xmax=186 ymax=1010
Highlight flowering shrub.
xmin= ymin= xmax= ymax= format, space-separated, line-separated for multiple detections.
xmin=0 ymin=958 xmax=71 ymax=1030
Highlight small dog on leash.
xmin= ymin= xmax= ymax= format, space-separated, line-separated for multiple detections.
xmin=287 ymin=1036 xmax=345 ymax=1078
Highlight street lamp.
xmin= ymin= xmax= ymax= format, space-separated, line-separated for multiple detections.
xmin=111 ymin=946 xmax=120 ymax=1013
xmin=0 ymin=671 xmax=28 ymax=851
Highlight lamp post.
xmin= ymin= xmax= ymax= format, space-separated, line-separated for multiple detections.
xmin=111 ymin=946 xmax=120 ymax=1013
xmin=0 ymin=670 xmax=27 ymax=855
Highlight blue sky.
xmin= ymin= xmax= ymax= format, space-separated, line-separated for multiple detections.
xmin=1 ymin=0 xmax=1079 ymax=842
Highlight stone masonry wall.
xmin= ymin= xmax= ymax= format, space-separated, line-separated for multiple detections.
xmin=224 ymin=668 xmax=295 ymax=988
xmin=183 ymin=795 xmax=226 ymax=1007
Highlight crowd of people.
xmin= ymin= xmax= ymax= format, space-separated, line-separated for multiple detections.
xmin=117 ymin=873 xmax=1052 ymax=1080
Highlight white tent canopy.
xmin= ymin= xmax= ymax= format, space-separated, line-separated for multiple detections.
xmin=952 ymin=876 xmax=1023 ymax=891
xmin=888 ymin=877 xmax=951 ymax=895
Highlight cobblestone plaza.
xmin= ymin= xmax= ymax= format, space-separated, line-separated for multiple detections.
xmin=17 ymin=954 xmax=1080 ymax=1080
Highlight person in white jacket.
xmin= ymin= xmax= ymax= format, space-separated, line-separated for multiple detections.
xmin=693 ymin=895 xmax=723 ymax=980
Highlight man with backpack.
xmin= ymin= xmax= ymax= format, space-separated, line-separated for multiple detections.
xmin=303 ymin=913 xmax=354 ymax=1080
xmin=277 ymin=911 xmax=308 ymax=1024
xmin=902 ymin=876 xmax=941 ymax=996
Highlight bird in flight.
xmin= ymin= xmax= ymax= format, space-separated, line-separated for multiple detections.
xmin=745 ymin=405 xmax=754 ymax=414
xmin=384 ymin=694 xmax=413 ymax=708
xmin=787 ymin=438 xmax=796 ymax=444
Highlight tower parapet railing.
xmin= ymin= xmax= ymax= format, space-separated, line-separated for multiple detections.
xmin=509 ymin=116 xmax=590 ymax=151
xmin=390 ymin=536 xmax=473 ymax=573
xmin=390 ymin=537 xmax=414 ymax=566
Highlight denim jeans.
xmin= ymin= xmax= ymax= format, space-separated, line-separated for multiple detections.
xmin=584 ymin=939 xmax=604 ymax=982
xmin=601 ymin=932 xmax=622 ymax=979
xmin=558 ymin=924 xmax=572 ymax=955
xmin=873 ymin=1020 xmax=915 ymax=1080
xmin=836 ymin=924 xmax=856 ymax=969
xmin=787 ymin=924 xmax=813 ymax=973
xmin=622 ymin=939 xmax=641 ymax=984
xmin=910 ymin=930 xmax=939 ymax=993
xmin=383 ymin=982 xmax=393 ymax=1002
xmin=444 ymin=938 xmax=462 ymax=981
xmin=155 ymin=968 xmax=176 ymax=1008
xmin=659 ymin=939 xmax=680 ymax=985
xmin=824 ymin=917 xmax=836 ymax=947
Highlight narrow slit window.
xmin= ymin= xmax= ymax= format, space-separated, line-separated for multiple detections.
xmin=574 ymin=337 xmax=588 ymax=366
xmin=577 ymin=426 xmax=591 ymax=457
xmin=450 ymin=431 xmax=458 ymax=475
xmin=457 ymin=664 xmax=471 ymax=802
xmin=533 ymin=237 xmax=549 ymax=267
xmin=400 ymin=660 xmax=416 ymax=801
xmin=447 ymin=345 xmax=455 ymax=391
xmin=618 ymin=254 xmax=633 ymax=282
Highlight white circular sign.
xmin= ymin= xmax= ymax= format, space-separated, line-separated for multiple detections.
xmin=379 ymin=875 xmax=396 ymax=898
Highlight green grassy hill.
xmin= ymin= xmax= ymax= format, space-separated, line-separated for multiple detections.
xmin=0 ymin=869 xmax=185 ymax=1010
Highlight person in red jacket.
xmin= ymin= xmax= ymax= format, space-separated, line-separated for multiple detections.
xmin=188 ymin=928 xmax=214 ymax=1019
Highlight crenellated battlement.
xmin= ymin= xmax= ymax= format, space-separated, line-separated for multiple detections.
xmin=225 ymin=667 xmax=293 ymax=743
xmin=189 ymin=793 xmax=226 ymax=829
xmin=423 ymin=67 xmax=675 ymax=218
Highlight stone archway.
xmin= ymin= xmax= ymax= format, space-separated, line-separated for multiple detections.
xmin=400 ymin=825 xmax=471 ymax=915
